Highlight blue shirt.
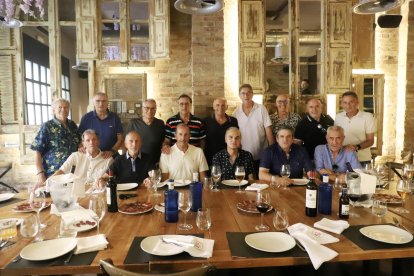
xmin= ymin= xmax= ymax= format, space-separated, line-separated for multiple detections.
xmin=259 ymin=144 xmax=314 ymax=178
xmin=314 ymin=144 xmax=362 ymax=173
xmin=79 ymin=110 xmax=123 ymax=151
xmin=30 ymin=118 xmax=81 ymax=177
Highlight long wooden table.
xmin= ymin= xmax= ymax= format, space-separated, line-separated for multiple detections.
xmin=1 ymin=184 xmax=413 ymax=275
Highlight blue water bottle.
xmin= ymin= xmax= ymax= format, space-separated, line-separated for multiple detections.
xmin=165 ymin=180 xmax=178 ymax=222
xmin=190 ymin=172 xmax=202 ymax=212
xmin=318 ymin=174 xmax=332 ymax=215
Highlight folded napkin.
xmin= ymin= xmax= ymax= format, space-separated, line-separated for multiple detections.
xmin=354 ymin=169 xmax=377 ymax=194
xmin=152 ymin=235 xmax=214 ymax=258
xmin=60 ymin=208 xmax=96 ymax=225
xmin=314 ymin=218 xmax=350 ymax=234
xmin=75 ymin=234 xmax=108 ymax=254
xmin=245 ymin=183 xmax=269 ymax=191
xmin=288 ymin=223 xmax=338 ymax=270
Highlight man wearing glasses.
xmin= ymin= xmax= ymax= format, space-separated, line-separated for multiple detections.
xmin=295 ymin=98 xmax=334 ymax=158
xmin=125 ymin=99 xmax=165 ymax=167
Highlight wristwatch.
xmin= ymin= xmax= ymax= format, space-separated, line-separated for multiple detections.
xmin=356 ymin=145 xmax=361 ymax=151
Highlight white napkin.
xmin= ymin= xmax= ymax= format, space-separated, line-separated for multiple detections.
xmin=354 ymin=169 xmax=377 ymax=194
xmin=75 ymin=234 xmax=108 ymax=254
xmin=60 ymin=208 xmax=96 ymax=225
xmin=245 ymin=183 xmax=269 ymax=191
xmin=288 ymin=223 xmax=338 ymax=270
xmin=314 ymin=218 xmax=350 ymax=234
xmin=152 ymin=235 xmax=214 ymax=258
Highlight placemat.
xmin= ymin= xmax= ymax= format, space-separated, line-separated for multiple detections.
xmin=0 ymin=197 xmax=25 ymax=208
xmin=124 ymin=234 xmax=204 ymax=264
xmin=226 ymin=232 xmax=308 ymax=258
xmin=6 ymin=250 xmax=98 ymax=268
xmin=342 ymin=224 xmax=414 ymax=250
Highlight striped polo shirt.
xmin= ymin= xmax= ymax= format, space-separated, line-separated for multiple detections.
xmin=165 ymin=113 xmax=206 ymax=145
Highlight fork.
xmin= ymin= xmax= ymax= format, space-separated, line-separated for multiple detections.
xmin=392 ymin=217 xmax=411 ymax=233
xmin=0 ymin=240 xmax=8 ymax=249
xmin=161 ymin=237 xmax=203 ymax=250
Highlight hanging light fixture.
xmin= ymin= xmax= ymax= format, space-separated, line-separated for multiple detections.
xmin=0 ymin=15 xmax=23 ymax=28
xmin=0 ymin=0 xmax=45 ymax=28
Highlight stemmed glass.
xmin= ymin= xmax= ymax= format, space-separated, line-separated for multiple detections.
xmin=148 ymin=169 xmax=162 ymax=197
xmin=211 ymin=165 xmax=221 ymax=192
xmin=178 ymin=191 xmax=192 ymax=230
xmin=20 ymin=215 xmax=39 ymax=239
xmin=273 ymin=209 xmax=289 ymax=231
xmin=375 ymin=163 xmax=388 ymax=190
xmin=88 ymin=195 xmax=106 ymax=234
xmin=29 ymin=189 xmax=47 ymax=228
xmin=235 ymin=166 xmax=245 ymax=194
xmin=395 ymin=180 xmax=411 ymax=214
xmin=280 ymin=164 xmax=291 ymax=190
xmin=347 ymin=172 xmax=361 ymax=218
xmin=255 ymin=192 xmax=271 ymax=231
xmin=196 ymin=208 xmax=212 ymax=231
xmin=402 ymin=164 xmax=414 ymax=184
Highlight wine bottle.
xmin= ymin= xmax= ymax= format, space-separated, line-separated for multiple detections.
xmin=318 ymin=174 xmax=332 ymax=215
xmin=305 ymin=170 xmax=318 ymax=217
xmin=106 ymin=169 xmax=118 ymax=212
xmin=165 ymin=180 xmax=178 ymax=222
xmin=339 ymin=186 xmax=350 ymax=219
xmin=190 ymin=172 xmax=202 ymax=212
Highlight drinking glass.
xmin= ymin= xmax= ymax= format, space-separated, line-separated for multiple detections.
xmin=280 ymin=164 xmax=291 ymax=190
xmin=0 ymin=220 xmax=17 ymax=243
xmin=270 ymin=175 xmax=281 ymax=189
xmin=203 ymin=177 xmax=213 ymax=191
xmin=235 ymin=166 xmax=245 ymax=194
xmin=211 ymin=165 xmax=221 ymax=192
xmin=395 ymin=180 xmax=410 ymax=214
xmin=273 ymin=209 xmax=289 ymax=231
xmin=364 ymin=162 xmax=373 ymax=172
xmin=196 ymin=208 xmax=212 ymax=231
xmin=178 ymin=191 xmax=192 ymax=230
xmin=372 ymin=200 xmax=387 ymax=218
xmin=347 ymin=172 xmax=361 ymax=218
xmin=255 ymin=192 xmax=270 ymax=231
xmin=59 ymin=218 xmax=78 ymax=238
xmin=148 ymin=169 xmax=162 ymax=197
xmin=29 ymin=189 xmax=47 ymax=228
xmin=20 ymin=215 xmax=39 ymax=239
xmin=402 ymin=164 xmax=414 ymax=184
xmin=88 ymin=195 xmax=106 ymax=234
xmin=375 ymin=163 xmax=388 ymax=190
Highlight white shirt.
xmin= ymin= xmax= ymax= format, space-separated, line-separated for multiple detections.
xmin=232 ymin=102 xmax=272 ymax=160
xmin=59 ymin=151 xmax=113 ymax=180
xmin=159 ymin=144 xmax=209 ymax=181
xmin=334 ymin=110 xmax=376 ymax=162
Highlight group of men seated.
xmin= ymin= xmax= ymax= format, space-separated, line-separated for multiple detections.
xmin=33 ymin=83 xmax=375 ymax=189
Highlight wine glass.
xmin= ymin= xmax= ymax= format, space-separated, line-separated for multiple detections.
xmin=375 ymin=163 xmax=388 ymax=190
xmin=148 ymin=169 xmax=162 ymax=197
xmin=273 ymin=209 xmax=289 ymax=231
xmin=280 ymin=164 xmax=291 ymax=190
xmin=402 ymin=164 xmax=414 ymax=184
xmin=196 ymin=208 xmax=212 ymax=231
xmin=395 ymin=180 xmax=410 ymax=214
xmin=364 ymin=162 xmax=373 ymax=172
xmin=88 ymin=195 xmax=106 ymax=234
xmin=178 ymin=191 xmax=192 ymax=230
xmin=235 ymin=166 xmax=245 ymax=194
xmin=20 ymin=215 xmax=39 ymax=239
xmin=255 ymin=192 xmax=270 ymax=231
xmin=29 ymin=189 xmax=47 ymax=228
xmin=203 ymin=177 xmax=213 ymax=191
xmin=211 ymin=165 xmax=221 ymax=192
xmin=347 ymin=172 xmax=361 ymax=218
xmin=59 ymin=218 xmax=78 ymax=238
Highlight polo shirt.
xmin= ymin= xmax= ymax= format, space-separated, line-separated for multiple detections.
xmin=295 ymin=114 xmax=334 ymax=158
xmin=110 ymin=152 xmax=153 ymax=184
xmin=125 ymin=117 xmax=165 ymax=166
xmin=164 ymin=113 xmax=206 ymax=145
xmin=159 ymin=144 xmax=209 ymax=181
xmin=232 ymin=102 xmax=272 ymax=160
xmin=334 ymin=110 xmax=376 ymax=162
xmin=59 ymin=151 xmax=113 ymax=180
xmin=79 ymin=110 xmax=123 ymax=151
xmin=314 ymin=144 xmax=362 ymax=173
xmin=259 ymin=144 xmax=314 ymax=178
xmin=203 ymin=114 xmax=239 ymax=165
xmin=211 ymin=149 xmax=254 ymax=180
xmin=270 ymin=112 xmax=301 ymax=137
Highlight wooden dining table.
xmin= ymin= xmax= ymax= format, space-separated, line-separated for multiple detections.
xmin=0 ymin=182 xmax=413 ymax=275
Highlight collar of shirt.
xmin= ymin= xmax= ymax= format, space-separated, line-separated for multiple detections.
xmin=306 ymin=113 xmax=326 ymax=123
xmin=52 ymin=116 xmax=68 ymax=127
xmin=126 ymin=151 xmax=141 ymax=160
xmin=86 ymin=150 xmax=102 ymax=159
xmin=275 ymin=144 xmax=292 ymax=162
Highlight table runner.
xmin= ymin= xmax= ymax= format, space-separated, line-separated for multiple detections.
xmin=0 ymin=197 xmax=25 ymax=209
xmin=342 ymin=225 xmax=414 ymax=250
xmin=226 ymin=232 xmax=308 ymax=258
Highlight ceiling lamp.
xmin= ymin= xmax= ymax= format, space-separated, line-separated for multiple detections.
xmin=0 ymin=16 xmax=23 ymax=28
xmin=71 ymin=60 xmax=88 ymax=71
xmin=353 ymin=0 xmax=404 ymax=14
xmin=174 ymin=0 xmax=224 ymax=15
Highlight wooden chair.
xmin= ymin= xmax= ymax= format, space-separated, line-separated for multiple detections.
xmin=99 ymin=259 xmax=216 ymax=276
xmin=386 ymin=162 xmax=403 ymax=181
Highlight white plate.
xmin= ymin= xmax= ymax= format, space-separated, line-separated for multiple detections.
xmin=0 ymin=193 xmax=15 ymax=202
xmin=71 ymin=221 xmax=97 ymax=232
xmin=140 ymin=235 xmax=185 ymax=256
xmin=221 ymin=180 xmax=248 ymax=187
xmin=360 ymin=225 xmax=413 ymax=244
xmin=20 ymin=238 xmax=77 ymax=261
xmin=291 ymin=178 xmax=308 ymax=186
xmin=0 ymin=217 xmax=23 ymax=227
xmin=117 ymin=183 xmax=139 ymax=191
xmin=245 ymin=232 xmax=296 ymax=253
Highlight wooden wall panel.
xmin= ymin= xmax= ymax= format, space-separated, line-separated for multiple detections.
xmin=150 ymin=0 xmax=169 ymax=59
xmin=76 ymin=0 xmax=99 ymax=60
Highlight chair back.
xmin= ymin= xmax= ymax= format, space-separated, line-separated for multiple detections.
xmin=386 ymin=162 xmax=403 ymax=181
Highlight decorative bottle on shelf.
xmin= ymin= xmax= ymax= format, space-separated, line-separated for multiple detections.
xmin=318 ymin=174 xmax=332 ymax=215
xmin=305 ymin=170 xmax=318 ymax=217
xmin=165 ymin=180 xmax=178 ymax=223
xmin=106 ymin=169 xmax=118 ymax=212
xmin=189 ymin=172 xmax=202 ymax=212
xmin=339 ymin=185 xmax=350 ymax=219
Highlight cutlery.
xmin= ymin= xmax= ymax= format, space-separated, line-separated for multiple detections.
xmin=392 ymin=217 xmax=411 ymax=233
xmin=283 ymin=230 xmax=306 ymax=252
xmin=161 ymin=237 xmax=203 ymax=250
xmin=64 ymin=248 xmax=75 ymax=264
xmin=12 ymin=256 xmax=22 ymax=263
xmin=1 ymin=241 xmax=15 ymax=249
xmin=0 ymin=240 xmax=8 ymax=249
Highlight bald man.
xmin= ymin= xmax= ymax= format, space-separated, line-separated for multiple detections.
xmin=203 ymin=97 xmax=239 ymax=165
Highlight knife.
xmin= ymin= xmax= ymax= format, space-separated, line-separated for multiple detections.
xmin=161 ymin=237 xmax=195 ymax=247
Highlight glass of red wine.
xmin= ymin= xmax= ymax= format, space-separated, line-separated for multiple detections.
xmin=255 ymin=192 xmax=270 ymax=231
xmin=347 ymin=172 xmax=361 ymax=218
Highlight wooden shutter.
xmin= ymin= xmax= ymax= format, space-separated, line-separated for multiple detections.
xmin=76 ymin=0 xmax=99 ymax=60
xmin=150 ymin=0 xmax=169 ymax=59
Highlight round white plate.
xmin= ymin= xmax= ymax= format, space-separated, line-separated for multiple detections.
xmin=140 ymin=235 xmax=185 ymax=256
xmin=360 ymin=225 xmax=413 ymax=244
xmin=0 ymin=217 xmax=23 ymax=227
xmin=20 ymin=238 xmax=77 ymax=261
xmin=12 ymin=202 xmax=52 ymax=213
xmin=245 ymin=232 xmax=296 ymax=253
xmin=0 ymin=193 xmax=15 ymax=202
xmin=221 ymin=180 xmax=248 ymax=187
xmin=71 ymin=221 xmax=97 ymax=232
xmin=291 ymin=178 xmax=308 ymax=186
xmin=117 ymin=183 xmax=138 ymax=191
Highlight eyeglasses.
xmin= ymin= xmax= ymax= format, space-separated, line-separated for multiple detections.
xmin=276 ymin=100 xmax=288 ymax=105
xmin=143 ymin=106 xmax=156 ymax=111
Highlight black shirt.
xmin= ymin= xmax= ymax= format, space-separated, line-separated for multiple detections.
xmin=110 ymin=152 xmax=154 ymax=184
xmin=295 ymin=114 xmax=334 ymax=159
xmin=212 ymin=149 xmax=255 ymax=180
